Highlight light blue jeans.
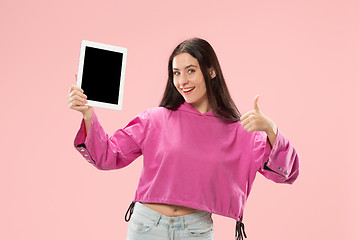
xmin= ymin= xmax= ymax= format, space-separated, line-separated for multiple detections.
xmin=126 ymin=202 xmax=214 ymax=240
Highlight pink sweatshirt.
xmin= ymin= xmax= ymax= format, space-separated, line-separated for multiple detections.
xmin=74 ymin=101 xmax=299 ymax=222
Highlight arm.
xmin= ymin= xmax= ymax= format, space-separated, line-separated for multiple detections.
xmin=83 ymin=107 xmax=93 ymax=135
xmin=240 ymin=95 xmax=299 ymax=183
xmin=254 ymin=127 xmax=300 ymax=184
xmin=74 ymin=110 xmax=149 ymax=170
xmin=67 ymin=79 xmax=143 ymax=170
xmin=264 ymin=118 xmax=277 ymax=148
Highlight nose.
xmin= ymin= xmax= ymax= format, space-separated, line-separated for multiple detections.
xmin=178 ymin=73 xmax=189 ymax=86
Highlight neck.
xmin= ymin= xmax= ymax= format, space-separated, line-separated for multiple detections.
xmin=190 ymin=100 xmax=211 ymax=114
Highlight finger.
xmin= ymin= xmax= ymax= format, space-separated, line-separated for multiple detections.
xmin=68 ymin=96 xmax=87 ymax=108
xmin=246 ymin=125 xmax=257 ymax=133
xmin=69 ymin=89 xmax=87 ymax=99
xmin=240 ymin=111 xmax=251 ymax=122
xmin=68 ymin=84 xmax=84 ymax=95
xmin=253 ymin=95 xmax=260 ymax=111
xmin=68 ymin=90 xmax=85 ymax=100
xmin=69 ymin=104 xmax=88 ymax=110
xmin=69 ymin=99 xmax=87 ymax=109
xmin=71 ymin=84 xmax=83 ymax=92
xmin=240 ymin=115 xmax=255 ymax=127
xmin=68 ymin=98 xmax=85 ymax=107
xmin=243 ymin=121 xmax=258 ymax=132
xmin=240 ymin=110 xmax=255 ymax=122
xmin=68 ymin=94 xmax=87 ymax=105
xmin=243 ymin=122 xmax=254 ymax=132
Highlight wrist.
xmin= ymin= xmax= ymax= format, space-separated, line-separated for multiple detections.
xmin=265 ymin=119 xmax=277 ymax=136
xmin=264 ymin=119 xmax=277 ymax=148
xmin=83 ymin=108 xmax=94 ymax=121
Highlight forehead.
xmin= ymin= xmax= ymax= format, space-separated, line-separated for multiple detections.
xmin=173 ymin=53 xmax=199 ymax=69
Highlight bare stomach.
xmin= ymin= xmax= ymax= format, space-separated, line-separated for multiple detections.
xmin=139 ymin=202 xmax=200 ymax=217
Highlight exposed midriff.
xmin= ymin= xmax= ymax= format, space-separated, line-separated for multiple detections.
xmin=140 ymin=202 xmax=201 ymax=217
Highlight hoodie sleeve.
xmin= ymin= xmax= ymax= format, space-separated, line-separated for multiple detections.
xmin=253 ymin=127 xmax=300 ymax=184
xmin=73 ymin=110 xmax=150 ymax=170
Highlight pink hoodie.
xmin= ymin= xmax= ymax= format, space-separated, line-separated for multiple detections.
xmin=74 ymin=101 xmax=299 ymax=222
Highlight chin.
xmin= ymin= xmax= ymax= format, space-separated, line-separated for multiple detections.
xmin=183 ymin=98 xmax=194 ymax=104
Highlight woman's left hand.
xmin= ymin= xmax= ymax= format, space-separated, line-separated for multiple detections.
xmin=240 ymin=95 xmax=277 ymax=135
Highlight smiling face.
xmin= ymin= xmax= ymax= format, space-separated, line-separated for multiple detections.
xmin=172 ymin=53 xmax=210 ymax=114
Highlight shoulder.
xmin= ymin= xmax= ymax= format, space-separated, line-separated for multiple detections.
xmin=137 ymin=106 xmax=174 ymax=123
xmin=145 ymin=106 xmax=172 ymax=117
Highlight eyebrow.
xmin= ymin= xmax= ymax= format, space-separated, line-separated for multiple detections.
xmin=173 ymin=64 xmax=199 ymax=70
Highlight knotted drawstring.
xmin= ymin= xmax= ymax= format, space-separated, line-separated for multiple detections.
xmin=125 ymin=201 xmax=135 ymax=222
xmin=235 ymin=220 xmax=247 ymax=240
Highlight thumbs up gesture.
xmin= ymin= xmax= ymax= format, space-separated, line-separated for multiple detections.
xmin=240 ymin=95 xmax=277 ymax=138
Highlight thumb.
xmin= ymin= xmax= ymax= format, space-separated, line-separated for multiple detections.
xmin=254 ymin=95 xmax=260 ymax=112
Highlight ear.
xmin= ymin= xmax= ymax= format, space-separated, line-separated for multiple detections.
xmin=209 ymin=67 xmax=216 ymax=79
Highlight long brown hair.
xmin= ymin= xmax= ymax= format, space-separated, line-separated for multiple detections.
xmin=159 ymin=38 xmax=241 ymax=122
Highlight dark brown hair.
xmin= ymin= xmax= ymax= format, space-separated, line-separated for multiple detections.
xmin=159 ymin=37 xmax=241 ymax=122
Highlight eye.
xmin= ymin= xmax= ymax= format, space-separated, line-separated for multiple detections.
xmin=188 ymin=69 xmax=195 ymax=74
xmin=173 ymin=71 xmax=180 ymax=76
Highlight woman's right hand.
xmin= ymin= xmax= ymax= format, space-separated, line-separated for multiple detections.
xmin=67 ymin=74 xmax=93 ymax=119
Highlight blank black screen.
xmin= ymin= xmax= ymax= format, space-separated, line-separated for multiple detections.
xmin=81 ymin=46 xmax=123 ymax=104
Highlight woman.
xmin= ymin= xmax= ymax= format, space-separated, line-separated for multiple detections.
xmin=68 ymin=38 xmax=299 ymax=240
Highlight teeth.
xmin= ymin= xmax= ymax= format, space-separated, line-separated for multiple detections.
xmin=183 ymin=87 xmax=195 ymax=92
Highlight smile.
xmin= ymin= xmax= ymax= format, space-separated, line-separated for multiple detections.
xmin=182 ymin=87 xmax=195 ymax=95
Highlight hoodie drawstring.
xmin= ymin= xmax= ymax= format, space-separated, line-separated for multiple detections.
xmin=125 ymin=201 xmax=135 ymax=222
xmin=235 ymin=220 xmax=247 ymax=240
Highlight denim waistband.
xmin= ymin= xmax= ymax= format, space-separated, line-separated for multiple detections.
xmin=132 ymin=202 xmax=212 ymax=225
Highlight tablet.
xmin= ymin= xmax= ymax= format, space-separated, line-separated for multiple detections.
xmin=77 ymin=40 xmax=127 ymax=111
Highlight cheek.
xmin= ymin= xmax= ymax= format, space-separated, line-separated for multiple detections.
xmin=192 ymin=72 xmax=204 ymax=84
xmin=173 ymin=78 xmax=178 ymax=87
xmin=173 ymin=78 xmax=181 ymax=90
xmin=195 ymin=76 xmax=206 ymax=90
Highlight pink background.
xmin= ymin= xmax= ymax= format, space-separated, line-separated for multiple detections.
xmin=1 ymin=0 xmax=359 ymax=239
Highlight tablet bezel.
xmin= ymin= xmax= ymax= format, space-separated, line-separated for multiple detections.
xmin=77 ymin=40 xmax=128 ymax=111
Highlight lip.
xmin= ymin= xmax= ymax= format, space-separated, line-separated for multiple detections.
xmin=181 ymin=87 xmax=195 ymax=95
